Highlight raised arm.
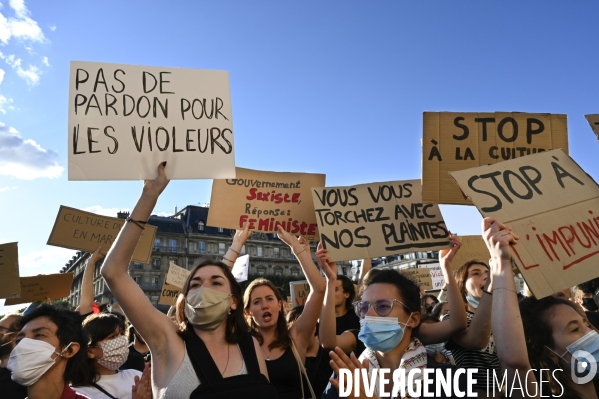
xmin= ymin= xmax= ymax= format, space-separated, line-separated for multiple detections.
xmin=221 ymin=222 xmax=250 ymax=270
xmin=357 ymin=258 xmax=371 ymax=286
xmin=101 ymin=163 xmax=179 ymax=351
xmin=317 ymin=245 xmax=357 ymax=353
xmin=484 ymin=217 xmax=534 ymax=397
xmin=418 ymin=235 xmax=468 ymax=344
xmin=277 ymin=227 xmax=325 ymax=354
xmin=79 ymin=246 xmax=103 ymax=315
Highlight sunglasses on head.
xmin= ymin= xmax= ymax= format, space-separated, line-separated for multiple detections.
xmin=352 ymin=298 xmax=411 ymax=319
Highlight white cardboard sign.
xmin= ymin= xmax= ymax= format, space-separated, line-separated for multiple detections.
xmin=68 ymin=61 xmax=235 ymax=180
xmin=232 ymin=255 xmax=250 ymax=282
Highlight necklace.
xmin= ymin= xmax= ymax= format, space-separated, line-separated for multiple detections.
xmin=220 ymin=344 xmax=230 ymax=375
xmin=265 ymin=347 xmax=271 ymax=361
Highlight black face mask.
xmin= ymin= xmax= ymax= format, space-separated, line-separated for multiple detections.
xmin=583 ymin=297 xmax=599 ymax=311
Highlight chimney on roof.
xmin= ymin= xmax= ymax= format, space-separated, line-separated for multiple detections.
xmin=117 ymin=211 xmax=130 ymax=219
xmin=175 ymin=205 xmax=178 ymax=214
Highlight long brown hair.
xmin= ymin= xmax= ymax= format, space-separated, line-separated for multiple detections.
xmin=175 ymin=259 xmax=248 ymax=343
xmin=244 ymin=278 xmax=291 ymax=351
xmin=455 ymin=260 xmax=489 ymax=309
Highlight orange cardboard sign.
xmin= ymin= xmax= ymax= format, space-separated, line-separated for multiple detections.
xmin=4 ymin=273 xmax=74 ymax=305
xmin=0 ymin=242 xmax=20 ymax=298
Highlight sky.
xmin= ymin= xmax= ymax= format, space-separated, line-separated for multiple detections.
xmin=1 ymin=1 xmax=599 ymax=314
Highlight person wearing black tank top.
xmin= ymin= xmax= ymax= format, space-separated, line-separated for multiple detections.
xmin=242 ymin=230 xmax=325 ymax=399
xmin=101 ymin=164 xmax=272 ymax=399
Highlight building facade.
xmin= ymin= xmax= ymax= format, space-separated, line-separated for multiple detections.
xmin=63 ymin=205 xmax=353 ymax=310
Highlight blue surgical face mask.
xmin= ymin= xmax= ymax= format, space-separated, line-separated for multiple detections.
xmin=358 ymin=315 xmax=411 ymax=353
xmin=466 ymin=292 xmax=480 ymax=309
xmin=425 ymin=342 xmax=445 ymax=357
xmin=546 ymin=330 xmax=599 ymax=382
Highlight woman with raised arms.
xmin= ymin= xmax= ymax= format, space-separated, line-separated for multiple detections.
xmin=101 ymin=163 xmax=276 ymax=399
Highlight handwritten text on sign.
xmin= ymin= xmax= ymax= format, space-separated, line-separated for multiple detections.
xmin=450 ymin=149 xmax=599 ymax=299
xmin=422 ymin=112 xmax=568 ymax=205
xmin=68 ymin=61 xmax=235 ymax=180
xmin=290 ymin=280 xmax=310 ymax=307
xmin=208 ymin=168 xmax=326 ymax=241
xmin=312 ymin=180 xmax=450 ymax=262
xmin=47 ymin=206 xmax=157 ymax=264
xmin=0 ymin=242 xmax=20 ymax=298
xmin=4 ymin=273 xmax=74 ymax=305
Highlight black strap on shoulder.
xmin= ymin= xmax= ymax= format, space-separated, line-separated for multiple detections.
xmin=237 ymin=332 xmax=261 ymax=378
xmin=185 ymin=332 xmax=224 ymax=385
xmin=90 ymin=382 xmax=118 ymax=399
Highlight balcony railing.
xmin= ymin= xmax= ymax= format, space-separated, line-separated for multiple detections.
xmin=153 ymin=246 xmax=187 ymax=254
xmin=138 ymin=283 xmax=163 ymax=291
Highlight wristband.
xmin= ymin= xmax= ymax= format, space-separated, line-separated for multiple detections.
xmin=482 ymin=288 xmax=492 ymax=296
xmin=126 ymin=216 xmax=147 ymax=230
xmin=293 ymin=248 xmax=307 ymax=257
xmin=222 ymin=256 xmax=234 ymax=263
xmin=229 ymin=248 xmax=241 ymax=255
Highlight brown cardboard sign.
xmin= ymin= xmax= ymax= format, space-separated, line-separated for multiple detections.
xmin=312 ymin=180 xmax=450 ymax=262
xmin=450 ymin=236 xmax=491 ymax=271
xmin=158 ymin=281 xmax=182 ymax=306
xmin=290 ymin=280 xmax=310 ymax=307
xmin=165 ymin=262 xmax=191 ymax=288
xmin=423 ymin=112 xmax=569 ymax=205
xmin=47 ymin=206 xmax=157 ymax=264
xmin=4 ymin=273 xmax=74 ymax=305
xmin=208 ymin=168 xmax=326 ymax=241
xmin=0 ymin=242 xmax=20 ymax=298
xmin=584 ymin=114 xmax=599 ymax=141
xmin=450 ymin=149 xmax=599 ymax=298
xmin=398 ymin=268 xmax=433 ymax=291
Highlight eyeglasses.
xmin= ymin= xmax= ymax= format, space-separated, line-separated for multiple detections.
xmin=352 ymin=298 xmax=411 ymax=319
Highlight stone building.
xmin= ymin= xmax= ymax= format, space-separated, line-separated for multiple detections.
xmin=62 ymin=205 xmax=353 ymax=310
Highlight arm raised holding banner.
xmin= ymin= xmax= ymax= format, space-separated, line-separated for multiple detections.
xmin=79 ymin=245 xmax=103 ymax=315
xmin=101 ymin=162 xmax=183 ymax=388
xmin=221 ymin=222 xmax=251 ymax=269
xmin=417 ymin=234 xmax=468 ymax=345
xmin=317 ymin=245 xmax=358 ymax=354
xmin=277 ymin=227 xmax=326 ymax=357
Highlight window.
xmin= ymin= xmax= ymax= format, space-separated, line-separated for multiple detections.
xmin=199 ymin=241 xmax=206 ymax=253
xmin=154 ymin=276 xmax=160 ymax=285
xmin=219 ymin=243 xmax=226 ymax=255
xmin=133 ymin=262 xmax=143 ymax=269
xmin=257 ymin=246 xmax=263 ymax=257
xmin=258 ymin=268 xmax=266 ymax=276
xmin=198 ymin=221 xmax=205 ymax=231
xmin=291 ymin=268 xmax=299 ymax=277
xmin=152 ymin=258 xmax=161 ymax=268
xmin=274 ymin=267 xmax=283 ymax=277
xmin=169 ymin=239 xmax=177 ymax=252
xmin=133 ymin=276 xmax=141 ymax=284
xmin=218 ymin=227 xmax=224 ymax=233
xmin=189 ymin=241 xmax=197 ymax=253
xmin=154 ymin=238 xmax=161 ymax=249
xmin=207 ymin=242 xmax=217 ymax=253
xmin=274 ymin=248 xmax=280 ymax=258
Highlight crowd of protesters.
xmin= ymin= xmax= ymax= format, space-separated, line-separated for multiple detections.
xmin=2 ymin=163 xmax=599 ymax=399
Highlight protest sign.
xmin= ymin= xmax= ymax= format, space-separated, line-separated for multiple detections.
xmin=450 ymin=149 xmax=599 ymax=298
xmin=398 ymin=268 xmax=433 ymax=291
xmin=4 ymin=273 xmax=74 ymax=305
xmin=290 ymin=280 xmax=310 ymax=307
xmin=208 ymin=168 xmax=326 ymax=241
xmin=232 ymin=254 xmax=249 ymax=282
xmin=68 ymin=61 xmax=235 ymax=180
xmin=450 ymin=236 xmax=491 ymax=271
xmin=0 ymin=242 xmax=20 ymax=298
xmin=419 ymin=263 xmax=444 ymax=290
xmin=312 ymin=179 xmax=450 ymax=262
xmin=165 ymin=262 xmax=190 ymax=287
xmin=423 ymin=112 xmax=568 ymax=205
xmin=158 ymin=282 xmax=182 ymax=306
xmin=47 ymin=206 xmax=157 ymax=264
xmin=283 ymin=296 xmax=293 ymax=314
xmin=160 ymin=262 xmax=191 ymax=305
xmin=584 ymin=114 xmax=599 ymax=141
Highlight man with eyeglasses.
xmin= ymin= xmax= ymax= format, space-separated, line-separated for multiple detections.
xmin=0 ymin=312 xmax=27 ymax=399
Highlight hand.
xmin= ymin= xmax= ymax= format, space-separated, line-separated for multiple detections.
xmin=132 ymin=362 xmax=152 ymax=399
xmin=86 ymin=246 xmax=105 ymax=267
xmin=232 ymin=221 xmax=251 ymax=251
xmin=439 ymin=233 xmax=462 ymax=265
xmin=329 ymin=347 xmax=370 ymax=399
xmin=142 ymin=162 xmax=169 ymax=197
xmin=277 ymin=226 xmax=306 ymax=255
xmin=297 ymin=235 xmax=311 ymax=254
xmin=482 ymin=217 xmax=520 ymax=262
xmin=316 ymin=243 xmax=337 ymax=280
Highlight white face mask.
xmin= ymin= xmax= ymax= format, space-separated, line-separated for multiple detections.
xmin=96 ymin=335 xmax=129 ymax=370
xmin=7 ymin=338 xmax=72 ymax=386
